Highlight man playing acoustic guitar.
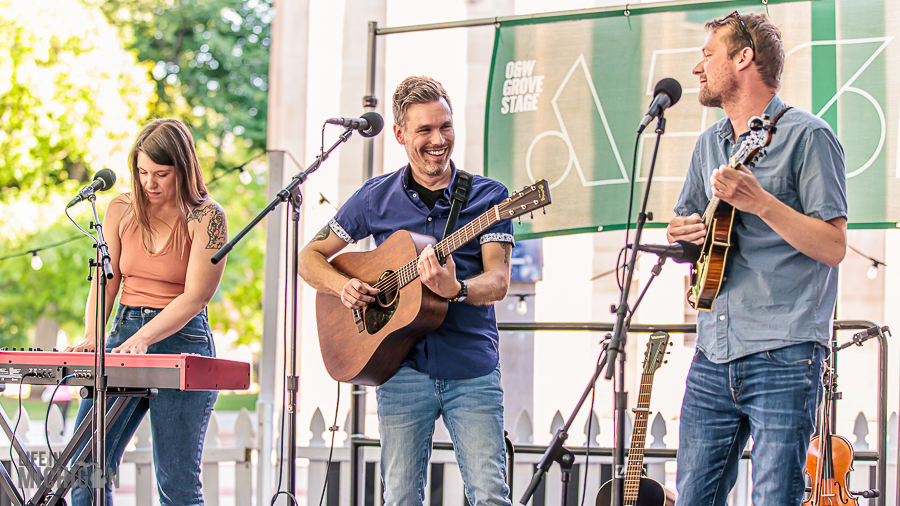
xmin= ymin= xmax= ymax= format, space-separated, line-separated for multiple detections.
xmin=299 ymin=76 xmax=514 ymax=506
xmin=666 ymin=12 xmax=847 ymax=506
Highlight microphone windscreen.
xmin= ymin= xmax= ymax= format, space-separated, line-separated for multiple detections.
xmin=676 ymin=239 xmax=702 ymax=263
xmin=654 ymin=78 xmax=683 ymax=107
xmin=94 ymin=168 xmax=117 ymax=191
xmin=360 ymin=112 xmax=384 ymax=138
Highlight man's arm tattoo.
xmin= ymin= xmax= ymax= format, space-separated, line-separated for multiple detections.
xmin=502 ymin=243 xmax=512 ymax=265
xmin=312 ymin=225 xmax=331 ymax=243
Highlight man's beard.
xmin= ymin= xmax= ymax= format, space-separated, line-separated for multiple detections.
xmin=698 ymin=84 xmax=723 ymax=108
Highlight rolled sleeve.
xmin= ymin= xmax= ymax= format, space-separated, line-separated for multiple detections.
xmin=797 ymin=127 xmax=848 ymax=222
xmin=331 ymin=186 xmax=371 ymax=243
xmin=477 ymin=183 xmax=516 ymax=247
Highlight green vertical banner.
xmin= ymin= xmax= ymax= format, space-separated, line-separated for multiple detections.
xmin=485 ymin=0 xmax=899 ymax=239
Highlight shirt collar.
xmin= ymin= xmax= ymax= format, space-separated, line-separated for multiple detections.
xmin=715 ymin=94 xmax=786 ymax=140
xmin=400 ymin=160 xmax=457 ymax=196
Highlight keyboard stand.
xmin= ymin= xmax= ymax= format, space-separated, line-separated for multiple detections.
xmin=0 ymin=388 xmax=157 ymax=506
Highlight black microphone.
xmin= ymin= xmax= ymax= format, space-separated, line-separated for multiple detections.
xmin=66 ymin=169 xmax=117 ymax=208
xmin=325 ymin=112 xmax=384 ymax=138
xmin=630 ymin=240 xmax=701 ymax=264
xmin=637 ymin=78 xmax=683 ymax=133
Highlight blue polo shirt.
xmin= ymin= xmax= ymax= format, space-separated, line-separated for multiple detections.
xmin=328 ymin=162 xmax=515 ymax=379
xmin=674 ymin=95 xmax=848 ymax=363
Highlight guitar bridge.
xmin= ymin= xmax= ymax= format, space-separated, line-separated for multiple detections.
xmin=352 ymin=308 xmax=365 ymax=333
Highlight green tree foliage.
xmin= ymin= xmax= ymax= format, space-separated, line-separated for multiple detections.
xmin=94 ymin=0 xmax=273 ymax=343
xmin=0 ymin=0 xmax=271 ymax=348
xmin=95 ymin=0 xmax=272 ymax=171
xmin=0 ymin=0 xmax=151 ymax=203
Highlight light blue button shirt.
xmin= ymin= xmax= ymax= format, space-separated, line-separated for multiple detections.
xmin=675 ymin=95 xmax=848 ymax=364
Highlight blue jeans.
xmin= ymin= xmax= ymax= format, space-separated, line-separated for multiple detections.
xmin=675 ymin=342 xmax=824 ymax=506
xmin=376 ymin=366 xmax=511 ymax=506
xmin=71 ymin=305 xmax=218 ymax=506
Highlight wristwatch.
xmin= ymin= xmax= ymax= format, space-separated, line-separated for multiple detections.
xmin=448 ymin=279 xmax=467 ymax=302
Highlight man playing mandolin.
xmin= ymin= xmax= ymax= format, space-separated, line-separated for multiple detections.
xmin=666 ymin=12 xmax=847 ymax=506
xmin=298 ymin=76 xmax=514 ymax=506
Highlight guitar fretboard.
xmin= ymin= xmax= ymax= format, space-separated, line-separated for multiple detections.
xmin=623 ymin=372 xmax=655 ymax=503
xmin=373 ymin=208 xmax=500 ymax=293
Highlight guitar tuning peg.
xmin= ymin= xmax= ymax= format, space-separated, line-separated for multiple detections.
xmin=542 ymin=208 xmax=546 ymax=215
xmin=517 ymin=217 xmax=522 ymax=225
xmin=530 ymin=211 xmax=534 ymax=219
xmin=663 ymin=360 xmax=668 ymax=364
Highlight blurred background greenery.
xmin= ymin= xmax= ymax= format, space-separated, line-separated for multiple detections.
xmin=0 ymin=0 xmax=272 ymax=355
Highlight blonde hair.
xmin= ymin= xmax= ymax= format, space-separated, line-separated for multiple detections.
xmin=127 ymin=118 xmax=207 ymax=255
xmin=706 ymin=12 xmax=784 ymax=90
xmin=392 ymin=76 xmax=453 ymax=128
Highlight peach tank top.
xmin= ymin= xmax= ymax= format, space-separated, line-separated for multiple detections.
xmin=118 ymin=216 xmax=190 ymax=308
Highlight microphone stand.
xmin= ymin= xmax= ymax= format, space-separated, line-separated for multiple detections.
xmin=604 ymin=114 xmax=666 ymax=506
xmin=87 ymin=191 xmax=113 ymax=506
xmin=519 ymin=115 xmax=669 ymax=506
xmin=211 ymin=128 xmax=355 ymax=502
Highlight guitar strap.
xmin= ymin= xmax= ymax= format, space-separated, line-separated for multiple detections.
xmin=442 ymin=169 xmax=473 ymax=240
xmin=770 ymin=105 xmax=792 ymax=131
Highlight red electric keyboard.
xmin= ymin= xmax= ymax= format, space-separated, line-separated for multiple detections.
xmin=0 ymin=350 xmax=250 ymax=391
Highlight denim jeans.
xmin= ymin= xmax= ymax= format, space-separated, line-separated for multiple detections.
xmin=376 ymin=366 xmax=511 ymax=506
xmin=675 ymin=342 xmax=824 ymax=506
xmin=71 ymin=305 xmax=218 ymax=506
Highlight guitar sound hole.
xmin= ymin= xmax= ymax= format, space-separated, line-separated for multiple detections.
xmin=365 ymin=270 xmax=400 ymax=335
xmin=376 ymin=271 xmax=398 ymax=307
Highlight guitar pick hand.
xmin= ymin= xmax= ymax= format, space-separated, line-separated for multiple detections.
xmin=711 ymin=164 xmax=774 ymax=216
xmin=667 ymin=213 xmax=706 ymax=245
xmin=418 ymin=244 xmax=460 ymax=299
xmin=341 ymin=278 xmax=379 ymax=309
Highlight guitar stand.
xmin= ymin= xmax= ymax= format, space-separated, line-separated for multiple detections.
xmin=0 ymin=388 xmax=156 ymax=506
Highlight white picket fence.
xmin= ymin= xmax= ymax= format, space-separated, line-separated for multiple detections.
xmin=0 ymin=404 xmax=254 ymax=506
xmin=0 ymin=405 xmax=895 ymax=505
xmin=290 ymin=407 xmax=896 ymax=506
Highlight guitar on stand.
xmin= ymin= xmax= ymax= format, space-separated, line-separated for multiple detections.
xmin=316 ymin=180 xmax=551 ymax=386
xmin=596 ymin=332 xmax=676 ymax=506
xmin=687 ymin=112 xmax=786 ymax=311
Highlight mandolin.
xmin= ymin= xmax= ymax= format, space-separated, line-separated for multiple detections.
xmin=687 ymin=115 xmax=774 ymax=311
xmin=596 ymin=332 xmax=676 ymax=506
xmin=315 ymin=180 xmax=551 ymax=386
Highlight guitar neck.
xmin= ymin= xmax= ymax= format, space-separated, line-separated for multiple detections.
xmin=393 ymin=207 xmax=501 ymax=289
xmin=623 ymin=373 xmax=655 ymax=501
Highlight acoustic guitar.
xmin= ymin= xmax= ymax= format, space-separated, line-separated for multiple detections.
xmin=596 ymin=332 xmax=676 ymax=506
xmin=316 ymin=180 xmax=551 ymax=386
xmin=687 ymin=115 xmax=774 ymax=311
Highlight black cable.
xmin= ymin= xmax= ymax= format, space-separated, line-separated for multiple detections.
xmin=619 ymin=132 xmax=644 ymax=290
xmin=10 ymin=373 xmax=37 ymax=497
xmin=317 ymin=382 xmax=341 ymax=506
xmin=271 ymin=124 xmax=328 ymax=506
xmin=45 ymin=374 xmax=77 ymax=454
xmin=271 ymin=208 xmax=298 ymax=506
xmin=43 ymin=373 xmax=94 ymax=499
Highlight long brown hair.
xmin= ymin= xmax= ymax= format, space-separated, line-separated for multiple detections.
xmin=127 ymin=118 xmax=208 ymax=254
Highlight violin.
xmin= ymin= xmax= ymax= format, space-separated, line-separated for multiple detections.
xmin=802 ymin=361 xmax=858 ymax=506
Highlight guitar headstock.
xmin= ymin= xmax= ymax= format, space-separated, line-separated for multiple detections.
xmin=642 ymin=331 xmax=670 ymax=375
xmin=733 ymin=115 xmax=773 ymax=170
xmin=497 ymin=180 xmax=551 ymax=221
